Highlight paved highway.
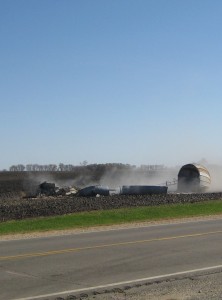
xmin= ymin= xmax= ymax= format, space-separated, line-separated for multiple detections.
xmin=1 ymin=218 xmax=222 ymax=300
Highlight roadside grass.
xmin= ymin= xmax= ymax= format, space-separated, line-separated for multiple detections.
xmin=1 ymin=200 xmax=222 ymax=235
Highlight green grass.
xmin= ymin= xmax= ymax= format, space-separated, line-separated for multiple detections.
xmin=1 ymin=200 xmax=222 ymax=235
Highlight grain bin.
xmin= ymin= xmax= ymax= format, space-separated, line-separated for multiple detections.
xmin=177 ymin=163 xmax=211 ymax=192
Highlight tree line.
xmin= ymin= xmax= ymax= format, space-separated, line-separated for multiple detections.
xmin=6 ymin=163 xmax=165 ymax=172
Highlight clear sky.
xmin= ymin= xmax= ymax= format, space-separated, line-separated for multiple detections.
xmin=1 ymin=0 xmax=222 ymax=169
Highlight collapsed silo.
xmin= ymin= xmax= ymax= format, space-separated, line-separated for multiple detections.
xmin=177 ymin=163 xmax=211 ymax=192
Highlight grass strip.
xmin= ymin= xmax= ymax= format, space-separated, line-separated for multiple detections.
xmin=1 ymin=200 xmax=222 ymax=235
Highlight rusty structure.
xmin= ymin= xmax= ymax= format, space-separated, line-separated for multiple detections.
xmin=177 ymin=163 xmax=211 ymax=192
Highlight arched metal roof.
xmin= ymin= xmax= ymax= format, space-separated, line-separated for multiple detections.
xmin=178 ymin=163 xmax=211 ymax=181
xmin=178 ymin=163 xmax=211 ymax=192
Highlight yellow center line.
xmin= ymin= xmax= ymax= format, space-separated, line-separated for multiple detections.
xmin=1 ymin=230 xmax=222 ymax=261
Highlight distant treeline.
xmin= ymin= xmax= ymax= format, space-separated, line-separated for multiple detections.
xmin=6 ymin=163 xmax=165 ymax=172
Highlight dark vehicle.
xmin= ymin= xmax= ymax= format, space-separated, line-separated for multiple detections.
xmin=39 ymin=182 xmax=56 ymax=196
xmin=120 ymin=185 xmax=168 ymax=195
xmin=78 ymin=185 xmax=109 ymax=197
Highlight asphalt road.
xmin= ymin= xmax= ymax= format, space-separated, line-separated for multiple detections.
xmin=1 ymin=218 xmax=222 ymax=300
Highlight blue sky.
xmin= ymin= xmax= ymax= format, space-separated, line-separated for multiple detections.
xmin=1 ymin=0 xmax=222 ymax=169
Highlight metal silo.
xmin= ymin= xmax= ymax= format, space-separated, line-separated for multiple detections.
xmin=177 ymin=163 xmax=211 ymax=192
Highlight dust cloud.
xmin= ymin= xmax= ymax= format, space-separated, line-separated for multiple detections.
xmin=207 ymin=164 xmax=222 ymax=192
xmin=99 ymin=166 xmax=179 ymax=192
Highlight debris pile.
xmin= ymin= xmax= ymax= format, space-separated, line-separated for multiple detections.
xmin=23 ymin=181 xmax=78 ymax=198
xmin=24 ymin=182 xmax=169 ymax=198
